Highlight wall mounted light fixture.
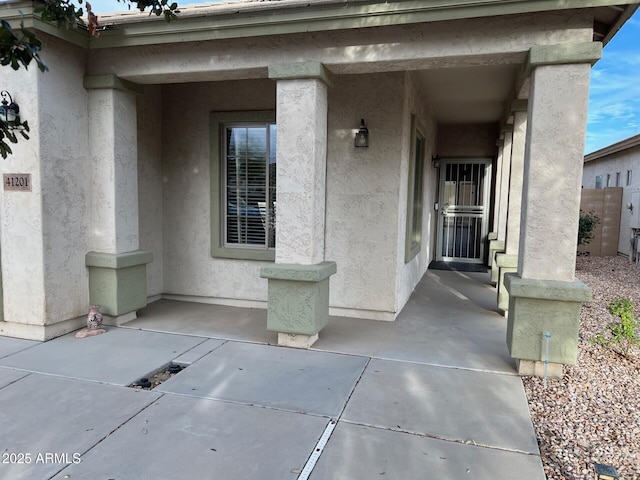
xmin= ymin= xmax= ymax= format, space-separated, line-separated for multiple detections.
xmin=432 ymin=155 xmax=441 ymax=168
xmin=355 ymin=119 xmax=369 ymax=148
xmin=0 ymin=91 xmax=21 ymax=128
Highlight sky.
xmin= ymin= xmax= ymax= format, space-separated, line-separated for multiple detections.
xmin=586 ymin=9 xmax=640 ymax=154
xmin=87 ymin=0 xmax=640 ymax=154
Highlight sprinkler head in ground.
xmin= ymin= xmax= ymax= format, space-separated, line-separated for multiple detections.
xmin=168 ymin=364 xmax=183 ymax=374
xmin=137 ymin=378 xmax=152 ymax=388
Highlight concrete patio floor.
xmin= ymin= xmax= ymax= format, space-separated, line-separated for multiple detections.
xmin=0 ymin=269 xmax=545 ymax=479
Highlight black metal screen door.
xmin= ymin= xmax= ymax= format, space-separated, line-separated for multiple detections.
xmin=437 ymin=160 xmax=491 ymax=263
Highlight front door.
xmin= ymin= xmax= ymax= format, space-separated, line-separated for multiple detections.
xmin=437 ymin=159 xmax=491 ymax=263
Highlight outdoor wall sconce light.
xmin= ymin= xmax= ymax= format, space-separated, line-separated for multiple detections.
xmin=432 ymin=155 xmax=441 ymax=168
xmin=0 ymin=91 xmax=20 ymax=128
xmin=594 ymin=462 xmax=619 ymax=480
xmin=355 ymin=119 xmax=369 ymax=148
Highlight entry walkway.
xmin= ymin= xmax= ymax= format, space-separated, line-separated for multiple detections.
xmin=0 ymin=270 xmax=545 ymax=479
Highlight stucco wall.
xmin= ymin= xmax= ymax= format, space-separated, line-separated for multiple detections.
xmin=161 ymin=79 xmax=276 ymax=304
xmin=40 ymin=36 xmax=91 ymax=323
xmin=160 ymin=72 xmax=422 ymax=317
xmin=89 ymin=11 xmax=592 ymax=84
xmin=325 ymin=72 xmax=406 ymax=317
xmin=582 ymin=145 xmax=640 ymax=255
xmin=137 ymin=86 xmax=164 ymax=297
xmin=1 ymin=62 xmax=45 ymax=326
xmin=0 ymin=34 xmax=90 ymax=326
xmin=437 ymin=124 xmax=499 ymax=158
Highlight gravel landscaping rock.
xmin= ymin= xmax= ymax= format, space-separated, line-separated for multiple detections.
xmin=523 ymin=255 xmax=640 ymax=480
xmin=130 ymin=363 xmax=184 ymax=390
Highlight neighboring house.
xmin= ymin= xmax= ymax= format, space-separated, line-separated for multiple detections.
xmin=582 ymin=134 xmax=640 ymax=257
xmin=1 ymin=0 xmax=638 ymax=374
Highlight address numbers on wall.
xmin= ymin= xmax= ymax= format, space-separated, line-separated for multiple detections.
xmin=3 ymin=174 xmax=31 ymax=192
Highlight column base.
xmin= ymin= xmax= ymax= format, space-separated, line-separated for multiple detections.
xmin=505 ymin=273 xmax=591 ymax=366
xmin=489 ymin=241 xmax=505 ymax=283
xmin=278 ymin=332 xmax=319 ymax=349
xmin=0 ymin=316 xmax=85 ymax=342
xmin=488 ymin=238 xmax=504 ymax=269
xmin=86 ymin=250 xmax=153 ymax=317
xmin=516 ymin=359 xmax=563 ymax=378
xmin=261 ymin=261 xmax=337 ymax=348
xmin=496 ymin=253 xmax=518 ymax=312
xmin=102 ymin=311 xmax=138 ymax=327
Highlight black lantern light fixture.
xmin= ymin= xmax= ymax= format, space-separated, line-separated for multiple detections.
xmin=355 ymin=118 xmax=369 ymax=148
xmin=0 ymin=91 xmax=20 ymax=128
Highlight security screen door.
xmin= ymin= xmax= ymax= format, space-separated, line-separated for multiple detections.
xmin=437 ymin=159 xmax=491 ymax=263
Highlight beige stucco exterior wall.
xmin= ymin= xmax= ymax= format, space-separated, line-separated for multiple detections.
xmin=1 ymin=34 xmax=90 ymax=330
xmin=40 ymin=37 xmax=91 ymax=322
xmin=437 ymin=124 xmax=499 ymax=158
xmin=0 ymin=5 xmax=602 ymax=337
xmin=88 ymin=11 xmax=593 ymax=84
xmin=160 ymin=79 xmax=275 ymax=305
xmin=0 ymin=62 xmax=44 ymax=328
xmin=582 ymin=144 xmax=640 ymax=255
xmin=156 ymin=71 xmax=430 ymax=318
xmin=324 ymin=72 xmax=406 ymax=318
xmin=137 ymin=86 xmax=164 ymax=297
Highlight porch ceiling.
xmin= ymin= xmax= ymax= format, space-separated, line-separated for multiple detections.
xmin=414 ymin=64 xmax=519 ymax=124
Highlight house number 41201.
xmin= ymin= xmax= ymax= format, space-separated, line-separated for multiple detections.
xmin=3 ymin=174 xmax=31 ymax=192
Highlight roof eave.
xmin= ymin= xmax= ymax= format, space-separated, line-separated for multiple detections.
xmin=585 ymin=134 xmax=640 ymax=162
xmin=602 ymin=3 xmax=639 ymax=45
xmin=3 ymin=0 xmax=639 ymax=49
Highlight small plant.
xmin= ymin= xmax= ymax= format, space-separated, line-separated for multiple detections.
xmin=578 ymin=210 xmax=599 ymax=246
xmin=592 ymin=298 xmax=640 ymax=356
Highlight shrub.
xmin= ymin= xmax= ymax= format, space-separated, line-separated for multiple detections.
xmin=592 ymin=298 xmax=640 ymax=356
xmin=578 ymin=210 xmax=599 ymax=246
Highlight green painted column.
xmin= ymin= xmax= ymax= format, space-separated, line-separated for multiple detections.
xmin=266 ymin=62 xmax=337 ymax=348
xmin=84 ymin=75 xmax=149 ymax=326
xmin=261 ymin=262 xmax=336 ymax=348
xmin=86 ymin=250 xmax=153 ymax=324
xmin=507 ymin=44 xmax=600 ymax=376
xmin=505 ymin=274 xmax=591 ymax=375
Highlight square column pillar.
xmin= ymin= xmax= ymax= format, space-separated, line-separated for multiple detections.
xmin=496 ymin=107 xmax=527 ymax=311
xmin=84 ymin=76 xmax=152 ymax=325
xmin=263 ymin=62 xmax=337 ymax=348
xmin=487 ymin=140 xmax=505 ymax=269
xmin=497 ymin=131 xmax=512 ymax=243
xmin=490 ymin=130 xmax=512 ymax=283
xmin=506 ymin=43 xmax=601 ymax=375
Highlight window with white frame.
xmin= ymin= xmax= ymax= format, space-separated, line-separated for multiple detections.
xmin=595 ymin=175 xmax=603 ymax=189
xmin=606 ymin=173 xmax=611 ymax=187
xmin=616 ymin=172 xmax=621 ymax=187
xmin=627 ymin=170 xmax=632 ymax=186
xmin=211 ymin=111 xmax=276 ymax=261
